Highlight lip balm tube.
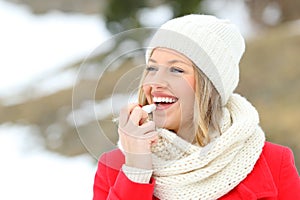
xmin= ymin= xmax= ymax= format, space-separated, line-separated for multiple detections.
xmin=142 ymin=104 xmax=156 ymax=114
xmin=113 ymin=104 xmax=157 ymax=124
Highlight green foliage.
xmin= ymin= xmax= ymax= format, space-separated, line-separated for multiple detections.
xmin=169 ymin=0 xmax=202 ymax=17
xmin=104 ymin=0 xmax=203 ymax=33
xmin=104 ymin=0 xmax=146 ymax=33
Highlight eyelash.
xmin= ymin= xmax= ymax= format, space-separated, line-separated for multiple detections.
xmin=146 ymin=66 xmax=157 ymax=71
xmin=146 ymin=66 xmax=184 ymax=73
xmin=170 ymin=67 xmax=184 ymax=73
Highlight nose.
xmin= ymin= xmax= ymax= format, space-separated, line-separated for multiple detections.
xmin=149 ymin=70 xmax=168 ymax=89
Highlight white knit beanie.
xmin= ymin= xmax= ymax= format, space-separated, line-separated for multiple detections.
xmin=146 ymin=14 xmax=245 ymax=105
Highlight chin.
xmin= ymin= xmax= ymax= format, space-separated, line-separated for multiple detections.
xmin=154 ymin=120 xmax=176 ymax=132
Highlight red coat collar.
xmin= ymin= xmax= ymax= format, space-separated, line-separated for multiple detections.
xmin=222 ymin=153 xmax=277 ymax=199
xmin=101 ymin=147 xmax=278 ymax=200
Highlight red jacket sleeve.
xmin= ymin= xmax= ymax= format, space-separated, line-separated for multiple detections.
xmin=277 ymin=147 xmax=300 ymax=199
xmin=93 ymin=151 xmax=156 ymax=200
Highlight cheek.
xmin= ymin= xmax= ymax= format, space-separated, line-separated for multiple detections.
xmin=174 ymin=75 xmax=195 ymax=97
xmin=175 ymin=77 xmax=196 ymax=110
xmin=142 ymin=85 xmax=151 ymax=102
xmin=185 ymin=75 xmax=196 ymax=91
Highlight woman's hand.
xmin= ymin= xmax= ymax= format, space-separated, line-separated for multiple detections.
xmin=118 ymin=104 xmax=158 ymax=169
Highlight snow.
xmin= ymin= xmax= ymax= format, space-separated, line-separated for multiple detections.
xmin=0 ymin=124 xmax=96 ymax=200
xmin=0 ymin=1 xmax=106 ymax=199
xmin=0 ymin=0 xmax=110 ymax=98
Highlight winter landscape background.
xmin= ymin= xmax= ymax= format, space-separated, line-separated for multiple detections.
xmin=0 ymin=0 xmax=299 ymax=199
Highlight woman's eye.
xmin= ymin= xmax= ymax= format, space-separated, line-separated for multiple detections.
xmin=170 ymin=67 xmax=184 ymax=73
xmin=146 ymin=66 xmax=158 ymax=72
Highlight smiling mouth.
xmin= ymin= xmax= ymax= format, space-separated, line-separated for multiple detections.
xmin=152 ymin=96 xmax=178 ymax=108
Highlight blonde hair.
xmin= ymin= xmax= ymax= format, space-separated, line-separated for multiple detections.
xmin=137 ymin=65 xmax=223 ymax=146
xmin=193 ymin=67 xmax=222 ymax=146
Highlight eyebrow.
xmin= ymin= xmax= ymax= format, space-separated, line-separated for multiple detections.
xmin=148 ymin=58 xmax=190 ymax=65
xmin=148 ymin=58 xmax=157 ymax=63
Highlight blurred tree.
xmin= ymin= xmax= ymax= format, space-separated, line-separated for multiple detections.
xmin=103 ymin=0 xmax=203 ymax=33
xmin=245 ymin=0 xmax=300 ymax=27
xmin=7 ymin=0 xmax=103 ymax=14
xmin=2 ymin=0 xmax=206 ymax=157
xmin=2 ymin=0 xmax=300 ymax=172
xmin=104 ymin=0 xmax=146 ymax=33
xmin=8 ymin=0 xmax=300 ymax=29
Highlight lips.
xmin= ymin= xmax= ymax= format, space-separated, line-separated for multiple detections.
xmin=153 ymin=96 xmax=177 ymax=103
xmin=151 ymin=92 xmax=178 ymax=110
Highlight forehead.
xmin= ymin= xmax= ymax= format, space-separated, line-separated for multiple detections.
xmin=149 ymin=48 xmax=193 ymax=65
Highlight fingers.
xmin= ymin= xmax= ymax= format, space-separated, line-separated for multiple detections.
xmin=139 ymin=120 xmax=155 ymax=135
xmin=119 ymin=120 xmax=155 ymax=137
xmin=119 ymin=103 xmax=139 ymax=127
xmin=129 ymin=106 xmax=143 ymax=126
xmin=119 ymin=104 xmax=149 ymax=127
xmin=129 ymin=106 xmax=149 ymax=126
xmin=118 ymin=129 xmax=158 ymax=155
xmin=119 ymin=127 xmax=158 ymax=141
xmin=118 ymin=104 xmax=157 ymax=156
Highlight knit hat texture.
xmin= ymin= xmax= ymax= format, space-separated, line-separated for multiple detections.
xmin=146 ymin=14 xmax=246 ymax=105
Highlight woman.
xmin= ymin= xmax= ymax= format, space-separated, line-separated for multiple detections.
xmin=93 ymin=14 xmax=300 ymax=199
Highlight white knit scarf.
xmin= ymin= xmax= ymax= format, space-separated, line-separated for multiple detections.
xmin=150 ymin=94 xmax=265 ymax=200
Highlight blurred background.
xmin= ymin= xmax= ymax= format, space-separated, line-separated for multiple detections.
xmin=0 ymin=0 xmax=299 ymax=199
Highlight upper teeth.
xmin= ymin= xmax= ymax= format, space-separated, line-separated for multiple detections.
xmin=153 ymin=97 xmax=176 ymax=103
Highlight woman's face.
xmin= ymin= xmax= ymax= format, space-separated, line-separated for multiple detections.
xmin=142 ymin=48 xmax=196 ymax=136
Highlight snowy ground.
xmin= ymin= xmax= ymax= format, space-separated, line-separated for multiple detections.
xmin=0 ymin=124 xmax=97 ymax=200
xmin=0 ymin=0 xmax=108 ymax=199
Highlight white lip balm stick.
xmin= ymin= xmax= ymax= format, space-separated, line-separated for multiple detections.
xmin=142 ymin=104 xmax=156 ymax=113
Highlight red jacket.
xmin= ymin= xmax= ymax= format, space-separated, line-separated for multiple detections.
xmin=93 ymin=142 xmax=300 ymax=199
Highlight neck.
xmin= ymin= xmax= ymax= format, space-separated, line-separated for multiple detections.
xmin=175 ymin=123 xmax=196 ymax=144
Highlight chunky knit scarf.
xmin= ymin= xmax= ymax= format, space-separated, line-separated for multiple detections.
xmin=150 ymin=94 xmax=265 ymax=200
